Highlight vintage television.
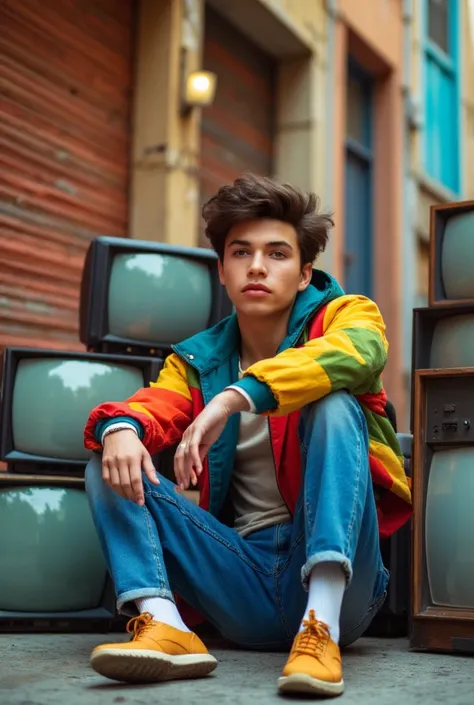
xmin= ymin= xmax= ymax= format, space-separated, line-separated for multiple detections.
xmin=0 ymin=348 xmax=163 ymax=474
xmin=411 ymin=369 xmax=474 ymax=653
xmin=80 ymin=236 xmax=233 ymax=357
xmin=429 ymin=201 xmax=474 ymax=307
xmin=411 ymin=305 xmax=474 ymax=429
xmin=0 ymin=472 xmax=115 ymax=632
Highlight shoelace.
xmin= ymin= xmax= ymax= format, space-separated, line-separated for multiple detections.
xmin=126 ymin=612 xmax=156 ymax=640
xmin=292 ymin=610 xmax=331 ymax=657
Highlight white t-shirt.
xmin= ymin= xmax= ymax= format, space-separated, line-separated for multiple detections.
xmin=230 ymin=361 xmax=291 ymax=537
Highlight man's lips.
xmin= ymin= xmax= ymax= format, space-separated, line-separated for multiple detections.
xmin=242 ymin=284 xmax=271 ymax=293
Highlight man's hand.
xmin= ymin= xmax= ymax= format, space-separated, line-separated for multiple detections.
xmin=102 ymin=429 xmax=159 ymax=506
xmin=174 ymin=390 xmax=249 ymax=491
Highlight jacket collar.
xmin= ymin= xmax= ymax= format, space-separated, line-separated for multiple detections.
xmin=173 ymin=269 xmax=344 ymax=374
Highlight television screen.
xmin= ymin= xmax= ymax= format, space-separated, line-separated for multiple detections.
xmin=425 ymin=447 xmax=474 ymax=609
xmin=441 ymin=211 xmax=474 ymax=301
xmin=430 ymin=314 xmax=474 ymax=368
xmin=80 ymin=236 xmax=233 ymax=356
xmin=430 ymin=202 xmax=474 ymax=306
xmin=108 ymin=252 xmax=212 ymax=343
xmin=0 ymin=348 xmax=163 ymax=470
xmin=0 ymin=473 xmax=115 ymax=630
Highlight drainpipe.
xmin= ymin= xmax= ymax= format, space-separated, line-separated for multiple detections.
xmin=323 ymin=0 xmax=338 ymax=275
xmin=401 ymin=0 xmax=419 ymax=427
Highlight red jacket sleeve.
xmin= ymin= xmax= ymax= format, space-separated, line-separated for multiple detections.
xmin=84 ymin=353 xmax=193 ymax=455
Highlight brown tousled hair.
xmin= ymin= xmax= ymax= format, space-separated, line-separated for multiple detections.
xmin=202 ymin=173 xmax=333 ymax=265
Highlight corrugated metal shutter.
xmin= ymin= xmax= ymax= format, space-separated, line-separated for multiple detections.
xmin=200 ymin=6 xmax=276 ymax=247
xmin=0 ymin=0 xmax=135 ymax=350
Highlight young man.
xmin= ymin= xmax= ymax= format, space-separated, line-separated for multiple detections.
xmin=84 ymin=174 xmax=411 ymax=697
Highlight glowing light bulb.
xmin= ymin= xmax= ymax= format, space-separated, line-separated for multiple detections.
xmin=192 ymin=75 xmax=210 ymax=93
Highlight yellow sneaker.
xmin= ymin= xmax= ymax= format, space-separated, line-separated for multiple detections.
xmin=90 ymin=612 xmax=218 ymax=683
xmin=278 ymin=610 xmax=344 ymax=697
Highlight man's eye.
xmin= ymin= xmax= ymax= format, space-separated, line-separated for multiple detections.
xmin=271 ymin=251 xmax=286 ymax=259
xmin=234 ymin=250 xmax=248 ymax=257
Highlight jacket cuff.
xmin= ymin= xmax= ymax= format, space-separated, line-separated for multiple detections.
xmin=101 ymin=422 xmax=139 ymax=445
xmin=231 ymin=375 xmax=277 ymax=414
xmin=95 ymin=416 xmax=144 ymax=443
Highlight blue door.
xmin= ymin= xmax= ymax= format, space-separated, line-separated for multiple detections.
xmin=344 ymin=64 xmax=373 ymax=297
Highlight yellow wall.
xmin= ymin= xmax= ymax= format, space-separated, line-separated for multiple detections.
xmin=130 ymin=0 xmax=203 ymax=247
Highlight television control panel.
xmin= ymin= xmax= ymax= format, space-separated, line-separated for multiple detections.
xmin=425 ymin=376 xmax=474 ymax=445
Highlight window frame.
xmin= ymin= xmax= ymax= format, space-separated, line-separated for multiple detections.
xmin=422 ymin=0 xmax=462 ymax=195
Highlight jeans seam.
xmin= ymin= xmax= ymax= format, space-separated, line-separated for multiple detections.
xmin=275 ymin=532 xmax=305 ymax=579
xmin=343 ymin=414 xmax=362 ymax=557
xmin=143 ymin=504 xmax=166 ymax=590
xmin=146 ymin=489 xmax=272 ymax=576
xmin=272 ymin=523 xmax=280 ymax=578
xmin=273 ymin=525 xmax=294 ymax=640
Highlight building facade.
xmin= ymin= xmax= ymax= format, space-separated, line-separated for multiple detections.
xmin=403 ymin=0 xmax=474 ymax=427
xmin=1 ymin=0 xmax=473 ymax=429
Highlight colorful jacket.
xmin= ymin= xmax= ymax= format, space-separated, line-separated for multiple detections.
xmin=84 ymin=270 xmax=412 ymax=538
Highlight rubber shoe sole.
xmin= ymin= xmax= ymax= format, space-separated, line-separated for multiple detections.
xmin=278 ymin=673 xmax=344 ymax=697
xmin=90 ymin=648 xmax=218 ymax=683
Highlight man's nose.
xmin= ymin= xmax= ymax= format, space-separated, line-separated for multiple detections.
xmin=248 ymin=253 xmax=267 ymax=274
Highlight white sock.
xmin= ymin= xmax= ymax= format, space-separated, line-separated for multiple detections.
xmin=135 ymin=596 xmax=190 ymax=632
xmin=300 ymin=562 xmax=346 ymax=644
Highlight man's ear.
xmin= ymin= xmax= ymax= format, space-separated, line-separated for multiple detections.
xmin=218 ymin=258 xmax=225 ymax=286
xmin=298 ymin=262 xmax=313 ymax=291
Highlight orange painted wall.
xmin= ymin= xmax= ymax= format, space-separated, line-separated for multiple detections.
xmin=339 ymin=0 xmax=403 ymax=68
xmin=333 ymin=0 xmax=405 ymax=424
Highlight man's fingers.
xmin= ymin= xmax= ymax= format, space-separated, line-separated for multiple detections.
xmin=102 ymin=460 xmax=111 ymax=484
xmin=178 ymin=429 xmax=201 ymax=490
xmin=108 ymin=466 xmax=127 ymax=500
xmin=142 ymin=453 xmax=159 ymax=486
xmin=129 ymin=457 xmax=145 ymax=506
xmin=188 ymin=434 xmax=203 ymax=478
xmin=117 ymin=458 xmax=135 ymax=502
xmin=174 ymin=443 xmax=185 ymax=491
xmin=108 ymin=465 xmax=120 ymax=490
xmin=181 ymin=446 xmax=194 ymax=490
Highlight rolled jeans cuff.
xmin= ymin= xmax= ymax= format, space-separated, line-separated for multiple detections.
xmin=117 ymin=587 xmax=175 ymax=616
xmin=301 ymin=551 xmax=353 ymax=591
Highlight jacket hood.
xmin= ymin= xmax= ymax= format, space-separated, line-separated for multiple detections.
xmin=173 ymin=269 xmax=345 ymax=374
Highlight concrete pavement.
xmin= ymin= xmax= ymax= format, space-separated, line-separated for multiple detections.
xmin=0 ymin=632 xmax=472 ymax=705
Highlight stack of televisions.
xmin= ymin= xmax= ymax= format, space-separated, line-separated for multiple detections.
xmin=411 ymin=200 xmax=474 ymax=654
xmin=0 ymin=236 xmax=232 ymax=633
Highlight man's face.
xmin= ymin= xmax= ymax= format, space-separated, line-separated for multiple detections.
xmin=218 ymin=219 xmax=313 ymax=318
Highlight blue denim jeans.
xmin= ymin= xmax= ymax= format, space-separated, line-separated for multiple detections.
xmin=85 ymin=390 xmax=389 ymax=650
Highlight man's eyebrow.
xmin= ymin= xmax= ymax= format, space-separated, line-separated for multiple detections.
xmin=227 ymin=239 xmax=251 ymax=248
xmin=267 ymin=240 xmax=293 ymax=249
xmin=227 ymin=239 xmax=293 ymax=250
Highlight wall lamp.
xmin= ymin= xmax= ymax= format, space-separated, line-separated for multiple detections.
xmin=180 ymin=48 xmax=217 ymax=116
